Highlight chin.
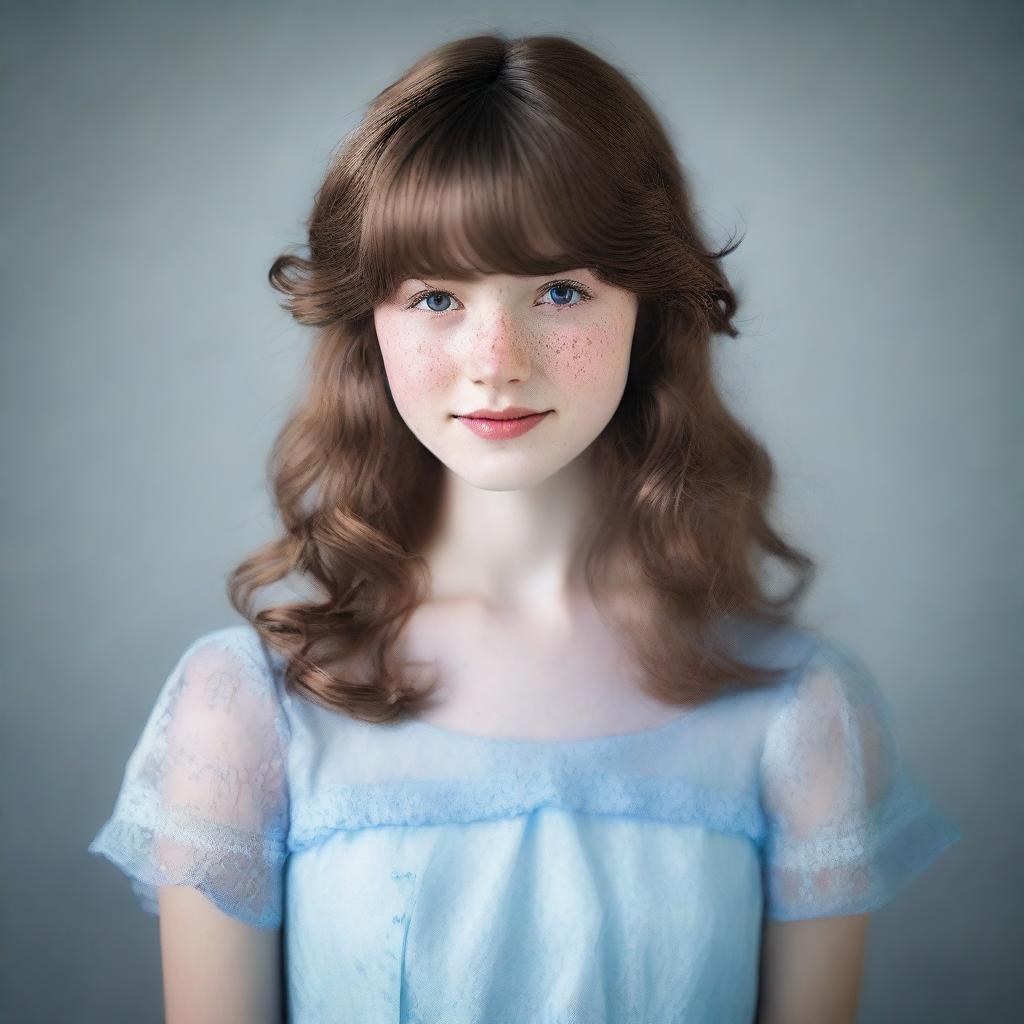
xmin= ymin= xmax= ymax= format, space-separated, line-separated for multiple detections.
xmin=445 ymin=456 xmax=565 ymax=492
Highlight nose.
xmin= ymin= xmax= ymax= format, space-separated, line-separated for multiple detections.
xmin=463 ymin=308 xmax=533 ymax=386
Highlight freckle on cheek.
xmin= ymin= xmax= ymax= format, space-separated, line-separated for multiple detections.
xmin=557 ymin=325 xmax=616 ymax=385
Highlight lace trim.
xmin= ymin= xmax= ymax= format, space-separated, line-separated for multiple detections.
xmin=766 ymin=778 xmax=939 ymax=870
xmin=762 ymin=788 xmax=962 ymax=919
xmin=107 ymin=782 xmax=288 ymax=853
xmin=289 ymin=770 xmax=766 ymax=851
xmin=87 ymin=813 xmax=286 ymax=929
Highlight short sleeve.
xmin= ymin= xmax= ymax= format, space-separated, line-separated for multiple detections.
xmin=758 ymin=634 xmax=962 ymax=921
xmin=87 ymin=626 xmax=291 ymax=929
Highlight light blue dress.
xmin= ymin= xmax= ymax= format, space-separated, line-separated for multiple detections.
xmin=88 ymin=618 xmax=961 ymax=1022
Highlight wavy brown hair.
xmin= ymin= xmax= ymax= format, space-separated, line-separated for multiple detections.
xmin=226 ymin=32 xmax=817 ymax=724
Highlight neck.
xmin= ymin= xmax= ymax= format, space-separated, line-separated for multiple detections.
xmin=422 ymin=448 xmax=599 ymax=625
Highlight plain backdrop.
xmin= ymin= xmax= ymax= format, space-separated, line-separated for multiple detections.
xmin=2 ymin=1 xmax=1020 ymax=1021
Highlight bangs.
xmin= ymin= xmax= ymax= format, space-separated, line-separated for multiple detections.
xmin=359 ymin=95 xmax=616 ymax=303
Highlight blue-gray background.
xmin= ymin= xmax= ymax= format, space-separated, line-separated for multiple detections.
xmin=2 ymin=1 xmax=1019 ymax=1020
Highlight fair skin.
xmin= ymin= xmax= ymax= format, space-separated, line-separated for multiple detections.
xmin=157 ymin=267 xmax=868 ymax=1022
xmin=372 ymin=267 xmax=679 ymax=736
xmin=158 ymin=886 xmax=283 ymax=1024
xmin=373 ymin=267 xmax=636 ymax=623
xmin=757 ymin=914 xmax=870 ymax=1024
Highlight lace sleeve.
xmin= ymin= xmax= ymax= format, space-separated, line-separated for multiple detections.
xmin=88 ymin=627 xmax=290 ymax=929
xmin=759 ymin=635 xmax=961 ymax=921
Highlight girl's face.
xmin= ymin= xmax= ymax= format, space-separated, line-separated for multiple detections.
xmin=372 ymin=268 xmax=639 ymax=490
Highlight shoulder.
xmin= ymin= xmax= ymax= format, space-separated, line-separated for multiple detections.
xmin=177 ymin=622 xmax=275 ymax=669
xmin=172 ymin=623 xmax=284 ymax=699
xmin=754 ymin=621 xmax=962 ymax=920
xmin=89 ymin=621 xmax=292 ymax=931
xmin=717 ymin=619 xmax=867 ymax=719
xmin=723 ymin=614 xmax=883 ymax=712
xmin=158 ymin=623 xmax=292 ymax=752
xmin=717 ymin=620 xmax=897 ymax=792
xmin=760 ymin=625 xmax=894 ymax=747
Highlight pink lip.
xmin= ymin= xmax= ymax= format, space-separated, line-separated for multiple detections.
xmin=455 ymin=411 xmax=550 ymax=439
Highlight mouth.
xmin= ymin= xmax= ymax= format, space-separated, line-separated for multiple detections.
xmin=454 ymin=407 xmax=549 ymax=421
xmin=453 ymin=410 xmax=551 ymax=439
xmin=454 ymin=414 xmax=543 ymax=422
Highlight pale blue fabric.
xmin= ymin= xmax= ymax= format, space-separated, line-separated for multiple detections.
xmin=88 ymin=618 xmax=962 ymax=1022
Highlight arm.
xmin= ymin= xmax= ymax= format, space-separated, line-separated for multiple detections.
xmin=755 ymin=912 xmax=870 ymax=1024
xmin=159 ymin=886 xmax=284 ymax=1024
xmin=87 ymin=629 xmax=291 ymax=1020
xmin=151 ymin=633 xmax=291 ymax=1023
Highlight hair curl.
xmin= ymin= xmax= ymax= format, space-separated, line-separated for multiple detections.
xmin=227 ymin=32 xmax=817 ymax=724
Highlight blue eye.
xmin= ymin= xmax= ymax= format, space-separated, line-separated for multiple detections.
xmin=544 ymin=283 xmax=582 ymax=306
xmin=407 ymin=279 xmax=594 ymax=315
xmin=421 ymin=292 xmax=454 ymax=313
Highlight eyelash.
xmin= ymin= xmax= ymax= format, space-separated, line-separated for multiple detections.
xmin=404 ymin=278 xmax=594 ymax=315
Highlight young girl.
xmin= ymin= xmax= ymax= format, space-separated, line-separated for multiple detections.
xmin=89 ymin=32 xmax=961 ymax=1024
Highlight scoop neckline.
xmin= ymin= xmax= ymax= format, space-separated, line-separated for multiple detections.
xmin=404 ymin=697 xmax=715 ymax=748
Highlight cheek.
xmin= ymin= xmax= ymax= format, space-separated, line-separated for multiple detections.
xmin=547 ymin=312 xmax=633 ymax=394
xmin=375 ymin=325 xmax=447 ymax=403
